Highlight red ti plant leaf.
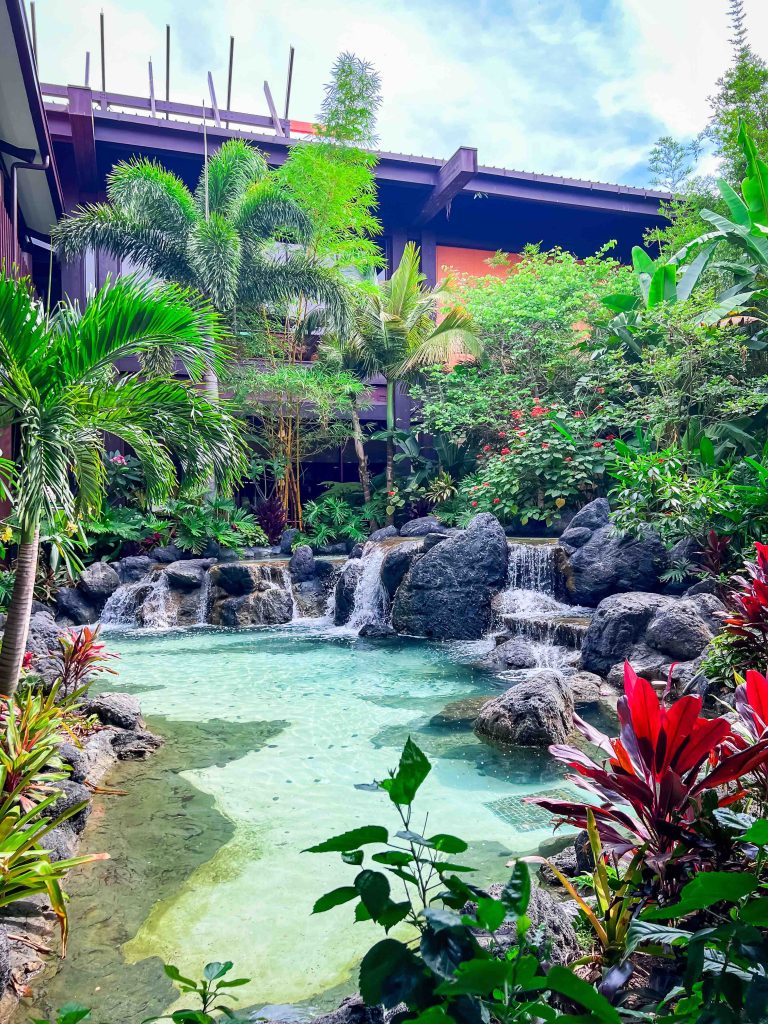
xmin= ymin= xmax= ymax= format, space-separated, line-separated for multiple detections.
xmin=528 ymin=661 xmax=768 ymax=876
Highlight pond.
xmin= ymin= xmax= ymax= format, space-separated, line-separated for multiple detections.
xmin=27 ymin=622 xmax=577 ymax=1021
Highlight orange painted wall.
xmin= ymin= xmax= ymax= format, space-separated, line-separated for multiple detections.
xmin=435 ymin=245 xmax=522 ymax=283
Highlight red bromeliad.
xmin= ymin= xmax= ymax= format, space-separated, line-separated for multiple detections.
xmin=530 ymin=662 xmax=768 ymax=873
xmin=722 ymin=542 xmax=768 ymax=670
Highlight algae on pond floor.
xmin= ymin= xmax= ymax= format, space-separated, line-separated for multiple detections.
xmin=25 ymin=716 xmax=287 ymax=1023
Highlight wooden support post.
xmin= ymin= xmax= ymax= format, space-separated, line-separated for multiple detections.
xmin=148 ymin=58 xmax=156 ymax=117
xmin=283 ymin=45 xmax=295 ymax=121
xmin=225 ymin=36 xmax=234 ymax=128
xmin=84 ymin=50 xmax=90 ymax=87
xmin=207 ymin=72 xmax=220 ymax=127
xmin=263 ymin=80 xmax=285 ymax=137
xmin=30 ymin=2 xmax=37 ymax=67
xmin=165 ymin=25 xmax=170 ymax=119
xmin=99 ymin=10 xmax=106 ymax=109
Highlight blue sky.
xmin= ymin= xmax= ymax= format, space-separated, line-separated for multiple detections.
xmin=31 ymin=0 xmax=768 ymax=186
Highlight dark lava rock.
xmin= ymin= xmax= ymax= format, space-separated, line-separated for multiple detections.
xmin=311 ymin=995 xmax=383 ymax=1024
xmin=41 ymin=779 xmax=91 ymax=834
xmin=334 ymin=562 xmax=363 ymax=626
xmin=55 ymin=586 xmax=99 ymax=625
xmin=41 ymin=823 xmax=77 ymax=863
xmin=289 ymin=545 xmax=316 ymax=582
xmin=467 ymin=881 xmax=579 ymax=966
xmin=115 ymin=555 xmax=154 ymax=583
xmin=479 ymin=638 xmax=538 ymax=672
xmin=315 ymin=543 xmax=348 ymax=556
xmin=557 ymin=526 xmax=593 ymax=550
xmin=152 ymin=543 xmax=187 ymax=564
xmin=399 ymin=515 xmax=448 ymax=538
xmin=568 ymin=671 xmax=606 ymax=704
xmin=209 ymin=562 xmax=264 ymax=596
xmin=380 ymin=544 xmax=419 ymax=600
xmin=83 ymin=692 xmax=143 ymax=730
xmin=644 ymin=597 xmax=718 ymax=661
xmin=111 ymin=729 xmax=164 ymax=760
xmin=567 ymin=497 xmax=611 ymax=533
xmin=423 ymin=532 xmax=450 ymax=551
xmin=475 ymin=669 xmax=573 ymax=747
xmin=392 ymin=513 xmax=508 ymax=640
xmin=562 ymin=525 xmax=668 ymax=606
xmin=79 ymin=561 xmax=120 ymax=599
xmin=314 ymin=558 xmax=338 ymax=583
xmin=25 ymin=610 xmax=60 ymax=658
xmin=165 ymin=559 xmax=211 ymax=591
xmin=212 ymin=589 xmax=293 ymax=627
xmin=0 ymin=925 xmax=10 ymax=992
xmin=358 ymin=622 xmax=396 ymax=639
xmin=280 ymin=529 xmax=300 ymax=554
xmin=581 ymin=592 xmax=673 ymax=676
xmin=58 ymin=741 xmax=88 ymax=783
xmin=348 ymin=544 xmax=364 ymax=560
xmin=368 ymin=525 xmax=398 ymax=542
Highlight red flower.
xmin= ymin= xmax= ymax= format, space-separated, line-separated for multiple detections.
xmin=471 ymin=501 xmax=478 ymax=507
xmin=541 ymin=442 xmax=549 ymax=449
xmin=516 ymin=430 xmax=527 ymax=437
xmin=483 ymin=444 xmax=491 ymax=452
xmin=530 ymin=406 xmax=546 ymax=418
xmin=593 ymin=441 xmax=603 ymax=449
xmin=596 ymin=386 xmax=605 ymax=394
xmin=22 ymin=651 xmax=33 ymax=670
xmin=511 ymin=410 xmax=523 ymax=420
xmin=532 ymin=397 xmax=541 ymax=405
xmin=573 ymin=410 xmax=585 ymax=418
xmin=498 ymin=431 xmax=507 ymax=438
xmin=564 ymin=457 xmax=573 ymax=463
xmin=500 ymin=447 xmax=511 ymax=455
xmin=482 ymin=481 xmax=490 ymax=486
xmin=388 ymin=490 xmax=395 ymax=496
xmin=605 ymin=433 xmax=616 ymax=440
xmin=493 ymin=497 xmax=501 ymax=504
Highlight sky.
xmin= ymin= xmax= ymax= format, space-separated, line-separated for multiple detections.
xmin=29 ymin=0 xmax=768 ymax=187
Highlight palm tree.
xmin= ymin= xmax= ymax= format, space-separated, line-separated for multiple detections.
xmin=0 ymin=274 xmax=247 ymax=697
xmin=352 ymin=243 xmax=481 ymax=521
xmin=51 ymin=139 xmax=351 ymax=398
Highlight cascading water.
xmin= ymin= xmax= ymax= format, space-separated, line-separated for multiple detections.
xmin=102 ymin=570 xmax=176 ymax=629
xmin=346 ymin=543 xmax=389 ymax=630
xmin=493 ymin=542 xmax=591 ymax=669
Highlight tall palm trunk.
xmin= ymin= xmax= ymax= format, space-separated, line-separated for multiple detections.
xmin=0 ymin=524 xmax=39 ymax=698
xmin=385 ymin=379 xmax=396 ymax=526
xmin=350 ymin=398 xmax=376 ymax=530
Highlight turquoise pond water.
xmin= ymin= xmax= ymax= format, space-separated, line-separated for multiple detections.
xmin=27 ymin=622 xmax=579 ymax=1021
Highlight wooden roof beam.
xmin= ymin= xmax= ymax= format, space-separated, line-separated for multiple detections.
xmin=66 ymin=84 xmax=99 ymax=193
xmin=415 ymin=145 xmax=477 ymax=226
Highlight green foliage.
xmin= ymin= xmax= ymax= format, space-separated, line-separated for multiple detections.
xmin=294 ymin=495 xmax=369 ymax=548
xmin=306 ymin=738 xmax=621 ymax=1024
xmin=648 ymin=136 xmax=702 ymax=192
xmin=708 ymin=32 xmax=768 ymax=183
xmin=459 ymin=404 xmax=609 ymax=526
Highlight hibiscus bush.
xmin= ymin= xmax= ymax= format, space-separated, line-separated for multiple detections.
xmin=456 ymin=401 xmax=611 ymax=526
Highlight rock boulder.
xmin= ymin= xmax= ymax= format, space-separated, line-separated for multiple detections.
xmin=334 ymin=562 xmax=362 ymax=626
xmin=474 ymin=669 xmax=573 ymax=747
xmin=83 ymin=692 xmax=143 ymax=730
xmin=289 ymin=545 xmax=316 ymax=583
xmin=392 ymin=513 xmax=508 ymax=640
xmin=79 ymin=561 xmax=120 ymax=601
xmin=399 ymin=515 xmax=448 ymax=538
xmin=165 ymin=559 xmax=212 ymax=591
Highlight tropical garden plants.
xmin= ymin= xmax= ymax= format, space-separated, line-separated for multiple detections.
xmin=0 ymin=273 xmax=246 ymax=697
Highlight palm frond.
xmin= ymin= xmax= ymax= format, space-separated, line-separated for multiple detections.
xmin=47 ymin=276 xmax=225 ymax=390
xmin=238 ymin=252 xmax=353 ymax=335
xmin=194 ymin=140 xmax=268 ymax=217
xmin=52 ymin=206 xmax=191 ymax=283
xmin=233 ymin=180 xmax=313 ymax=246
xmin=0 ymin=276 xmax=48 ymax=411
xmin=106 ymin=157 xmax=196 ymax=235
xmin=186 ymin=215 xmax=242 ymax=309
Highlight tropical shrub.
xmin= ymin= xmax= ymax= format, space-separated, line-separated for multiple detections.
xmin=532 ymin=662 xmax=768 ymax=886
xmin=168 ymin=497 xmax=267 ymax=555
xmin=255 ymin=496 xmax=287 ymax=546
xmin=719 ymin=542 xmax=768 ymax=676
xmin=458 ymin=404 xmax=610 ymax=526
xmin=306 ymin=738 xmax=620 ymax=1024
xmin=294 ymin=495 xmax=368 ymax=548
xmin=52 ymin=625 xmax=119 ymax=696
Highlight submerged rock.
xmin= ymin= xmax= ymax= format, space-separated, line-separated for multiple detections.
xmin=478 ymin=638 xmax=538 ymax=672
xmin=392 ymin=513 xmax=508 ymax=640
xmin=475 ymin=669 xmax=574 ymax=747
xmin=311 ymin=996 xmax=383 ymax=1024
xmin=358 ymin=622 xmax=396 ymax=639
xmin=111 ymin=728 xmax=164 ymax=760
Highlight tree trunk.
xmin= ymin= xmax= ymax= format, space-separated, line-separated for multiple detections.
xmin=351 ymin=400 xmax=376 ymax=530
xmin=202 ymin=337 xmax=219 ymax=495
xmin=385 ymin=379 xmax=396 ymax=526
xmin=0 ymin=524 xmax=40 ymax=699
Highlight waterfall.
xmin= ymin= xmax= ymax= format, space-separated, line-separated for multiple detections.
xmin=196 ymin=569 xmax=212 ymax=624
xmin=346 ymin=543 xmax=389 ymax=630
xmin=101 ymin=569 xmax=175 ymax=629
xmin=279 ymin=565 xmax=300 ymax=621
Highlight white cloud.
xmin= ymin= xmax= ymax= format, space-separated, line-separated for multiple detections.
xmin=29 ymin=0 xmax=768 ymax=186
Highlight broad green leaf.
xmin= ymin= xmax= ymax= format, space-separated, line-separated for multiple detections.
xmin=538 ymin=965 xmax=621 ymax=1024
xmin=371 ymin=850 xmax=414 ymax=866
xmin=648 ymin=263 xmax=677 ymax=307
xmin=342 ymin=850 xmax=364 ymax=865
xmin=643 ymin=871 xmax=759 ymax=920
xmin=355 ymin=869 xmax=392 ymax=918
xmin=203 ymin=961 xmax=233 ymax=981
xmin=627 ymin=919 xmax=692 ymax=953
xmin=420 ymin=921 xmax=476 ymax=980
xmin=601 ymin=293 xmax=639 ymax=314
xmin=436 ymin=958 xmax=512 ymax=995
xmin=303 ymin=825 xmax=388 ymax=853
xmin=698 ymin=435 xmax=715 ymax=467
xmin=312 ymin=886 xmax=359 ymax=914
xmin=428 ymin=833 xmax=468 ymax=854
xmin=422 ymin=907 xmax=464 ymax=932
xmin=740 ymin=896 xmax=768 ymax=926
xmin=163 ymin=965 xmax=198 ymax=988
xmin=631 ymin=246 xmax=656 ymax=277
xmin=676 ymin=242 xmax=718 ymax=302
xmin=476 ymin=897 xmax=506 ymax=932
xmin=742 ymin=819 xmax=768 ymax=845
xmin=501 ymin=861 xmax=531 ymax=916
xmin=380 ymin=737 xmax=431 ymax=806
xmin=377 ymin=900 xmax=411 ymax=931
xmin=718 ymin=179 xmax=751 ymax=227
xmin=358 ymin=938 xmax=424 ymax=1007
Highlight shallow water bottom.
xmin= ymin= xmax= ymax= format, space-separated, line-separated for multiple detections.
xmin=26 ymin=622 xmax=575 ymax=1020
